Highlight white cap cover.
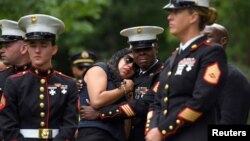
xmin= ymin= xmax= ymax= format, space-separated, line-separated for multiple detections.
xmin=0 ymin=20 xmax=25 ymax=37
xmin=120 ymin=26 xmax=164 ymax=42
xmin=163 ymin=0 xmax=209 ymax=10
xmin=18 ymin=14 xmax=65 ymax=35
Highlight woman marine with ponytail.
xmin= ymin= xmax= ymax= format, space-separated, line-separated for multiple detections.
xmin=145 ymin=0 xmax=228 ymax=141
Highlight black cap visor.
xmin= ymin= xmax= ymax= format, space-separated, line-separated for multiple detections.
xmin=0 ymin=35 xmax=24 ymax=43
xmin=25 ymin=32 xmax=55 ymax=41
xmin=164 ymin=0 xmax=197 ymax=11
xmin=130 ymin=40 xmax=157 ymax=50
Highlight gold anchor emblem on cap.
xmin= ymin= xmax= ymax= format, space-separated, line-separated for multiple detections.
xmin=137 ymin=28 xmax=142 ymax=33
xmin=31 ymin=16 xmax=37 ymax=24
xmin=81 ymin=51 xmax=89 ymax=58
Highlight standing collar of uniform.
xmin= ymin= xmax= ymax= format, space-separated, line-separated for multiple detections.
xmin=179 ymin=34 xmax=203 ymax=51
xmin=30 ymin=66 xmax=54 ymax=77
xmin=13 ymin=63 xmax=31 ymax=73
xmin=139 ymin=59 xmax=159 ymax=75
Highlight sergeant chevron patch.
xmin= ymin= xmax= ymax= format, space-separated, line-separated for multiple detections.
xmin=203 ymin=62 xmax=221 ymax=84
xmin=120 ymin=104 xmax=135 ymax=117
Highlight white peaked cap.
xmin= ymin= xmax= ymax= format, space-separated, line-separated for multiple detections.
xmin=0 ymin=20 xmax=25 ymax=37
xmin=120 ymin=26 xmax=164 ymax=42
xmin=18 ymin=14 xmax=65 ymax=35
xmin=163 ymin=0 xmax=209 ymax=10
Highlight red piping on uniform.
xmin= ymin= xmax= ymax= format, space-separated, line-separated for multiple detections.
xmin=46 ymin=77 xmax=50 ymax=141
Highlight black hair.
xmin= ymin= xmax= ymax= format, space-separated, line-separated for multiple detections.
xmin=107 ymin=48 xmax=136 ymax=87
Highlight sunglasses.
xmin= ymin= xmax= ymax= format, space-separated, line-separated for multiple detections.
xmin=124 ymin=55 xmax=134 ymax=64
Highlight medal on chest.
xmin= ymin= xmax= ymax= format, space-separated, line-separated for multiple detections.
xmin=135 ymin=87 xmax=148 ymax=99
xmin=48 ymin=86 xmax=57 ymax=96
xmin=175 ymin=57 xmax=196 ymax=75
xmin=48 ymin=84 xmax=68 ymax=96
xmin=60 ymin=85 xmax=68 ymax=94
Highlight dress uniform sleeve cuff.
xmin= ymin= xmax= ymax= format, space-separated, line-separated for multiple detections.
xmin=158 ymin=116 xmax=184 ymax=138
xmin=177 ymin=107 xmax=202 ymax=122
xmin=119 ymin=103 xmax=136 ymax=117
xmin=145 ymin=110 xmax=154 ymax=134
xmin=100 ymin=102 xmax=136 ymax=120
xmin=100 ymin=107 xmax=122 ymax=119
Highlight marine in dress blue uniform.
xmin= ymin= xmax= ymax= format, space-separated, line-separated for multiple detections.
xmin=0 ymin=14 xmax=79 ymax=141
xmin=0 ymin=19 xmax=31 ymax=140
xmin=145 ymin=1 xmax=228 ymax=141
xmin=100 ymin=26 xmax=164 ymax=141
xmin=203 ymin=23 xmax=250 ymax=124
xmin=0 ymin=19 xmax=29 ymax=98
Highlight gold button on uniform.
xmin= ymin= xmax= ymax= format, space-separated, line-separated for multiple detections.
xmin=176 ymin=119 xmax=181 ymax=124
xmin=191 ymin=44 xmax=198 ymax=49
xmin=146 ymin=123 xmax=150 ymax=128
xmin=164 ymin=84 xmax=169 ymax=90
xmin=163 ymin=110 xmax=168 ymax=116
xmin=162 ymin=130 xmax=167 ymax=135
xmin=40 ymin=103 xmax=45 ymax=108
xmin=167 ymin=71 xmax=171 ymax=76
xmin=35 ymin=69 xmax=39 ymax=74
xmin=40 ymin=79 xmax=45 ymax=84
xmin=40 ymin=87 xmax=45 ymax=92
xmin=116 ymin=109 xmax=119 ymax=112
xmin=169 ymin=125 xmax=174 ymax=130
xmin=40 ymin=121 xmax=45 ymax=127
xmin=164 ymin=97 xmax=168 ymax=103
xmin=40 ymin=112 xmax=45 ymax=117
xmin=109 ymin=111 xmax=112 ymax=115
xmin=40 ymin=94 xmax=45 ymax=100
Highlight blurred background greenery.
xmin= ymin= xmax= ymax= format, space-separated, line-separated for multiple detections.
xmin=1 ymin=0 xmax=249 ymax=78
xmin=0 ymin=0 xmax=249 ymax=80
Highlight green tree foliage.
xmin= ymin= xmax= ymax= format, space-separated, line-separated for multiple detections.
xmin=83 ymin=0 xmax=170 ymax=61
xmin=0 ymin=0 xmax=249 ymax=79
xmin=0 ymin=0 xmax=111 ymax=75
xmin=213 ymin=0 xmax=250 ymax=79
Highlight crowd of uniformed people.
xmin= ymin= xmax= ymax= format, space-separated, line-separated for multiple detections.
xmin=0 ymin=0 xmax=250 ymax=141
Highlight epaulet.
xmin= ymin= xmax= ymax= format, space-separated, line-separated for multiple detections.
xmin=190 ymin=39 xmax=212 ymax=52
xmin=10 ymin=71 xmax=28 ymax=78
xmin=55 ymin=71 xmax=74 ymax=80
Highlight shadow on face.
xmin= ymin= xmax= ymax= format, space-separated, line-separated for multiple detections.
xmin=132 ymin=47 xmax=158 ymax=69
